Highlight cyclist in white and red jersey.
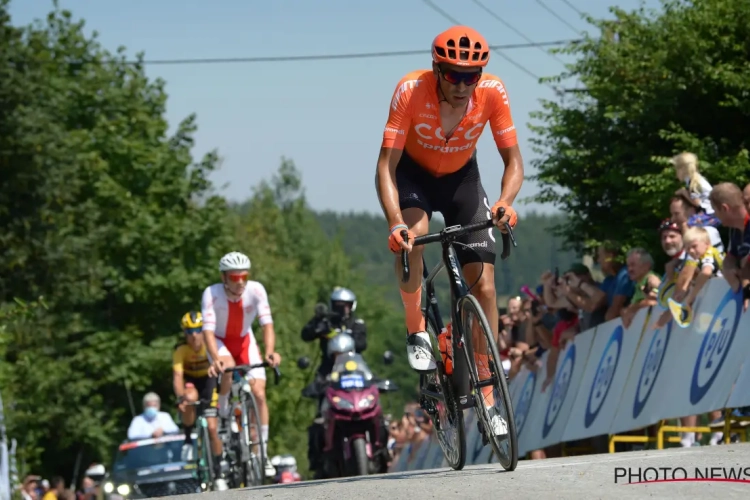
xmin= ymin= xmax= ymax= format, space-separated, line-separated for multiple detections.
xmin=202 ymin=251 xmax=281 ymax=476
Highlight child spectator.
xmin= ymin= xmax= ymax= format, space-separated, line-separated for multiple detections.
xmin=667 ymin=226 xmax=724 ymax=326
xmin=671 ymin=152 xmax=720 ymax=227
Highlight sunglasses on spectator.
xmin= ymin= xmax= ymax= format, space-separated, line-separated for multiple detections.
xmin=226 ymin=272 xmax=248 ymax=283
xmin=439 ymin=66 xmax=482 ymax=86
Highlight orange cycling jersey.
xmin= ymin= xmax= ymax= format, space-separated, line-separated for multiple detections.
xmin=381 ymin=69 xmax=518 ymax=177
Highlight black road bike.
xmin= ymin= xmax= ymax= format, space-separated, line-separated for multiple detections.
xmin=224 ymin=362 xmax=281 ymax=487
xmin=400 ymin=209 xmax=519 ymax=472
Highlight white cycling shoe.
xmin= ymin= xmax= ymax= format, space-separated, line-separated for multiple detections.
xmin=487 ymin=406 xmax=509 ymax=437
xmin=406 ymin=332 xmax=437 ymax=372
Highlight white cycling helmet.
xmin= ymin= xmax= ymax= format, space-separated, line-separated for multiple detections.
xmin=219 ymin=251 xmax=251 ymax=272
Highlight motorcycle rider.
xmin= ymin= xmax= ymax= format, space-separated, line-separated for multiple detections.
xmin=300 ymin=286 xmax=368 ymax=476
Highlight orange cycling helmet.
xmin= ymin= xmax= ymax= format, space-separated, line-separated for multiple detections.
xmin=432 ymin=25 xmax=490 ymax=68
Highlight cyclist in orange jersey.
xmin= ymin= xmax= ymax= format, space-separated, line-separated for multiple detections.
xmin=375 ymin=25 xmax=524 ymax=436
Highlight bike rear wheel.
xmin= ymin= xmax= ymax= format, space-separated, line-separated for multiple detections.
xmin=241 ymin=390 xmax=266 ymax=486
xmin=459 ymin=294 xmax=518 ymax=471
xmin=423 ymin=313 xmax=466 ymax=470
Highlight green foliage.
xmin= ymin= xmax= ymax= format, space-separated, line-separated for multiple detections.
xmin=527 ymin=0 xmax=750 ymax=268
xmin=1 ymin=3 xmax=235 ymax=476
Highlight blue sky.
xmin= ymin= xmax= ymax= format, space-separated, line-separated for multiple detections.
xmin=9 ymin=0 xmax=659 ymax=216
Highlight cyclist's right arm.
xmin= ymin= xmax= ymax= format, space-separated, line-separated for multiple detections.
xmin=376 ymin=77 xmax=414 ymax=229
xmin=200 ymin=286 xmax=222 ymax=363
xmin=172 ymin=348 xmax=185 ymax=401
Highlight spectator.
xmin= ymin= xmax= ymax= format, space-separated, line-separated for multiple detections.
xmin=595 ymin=242 xmax=634 ymax=322
xmin=743 ymin=183 xmax=750 ymax=213
xmin=539 ymin=270 xmax=581 ymax=392
xmin=499 ymin=296 xmax=528 ymax=376
xmin=515 ymin=285 xmax=557 ymax=380
xmin=675 ymin=226 xmax=723 ymax=310
xmin=709 ymin=182 xmax=750 ymax=303
xmin=670 ymin=190 xmax=724 ymax=251
xmin=41 ymin=477 xmax=64 ymax=500
xmin=20 ymin=476 xmax=40 ymax=500
xmin=653 ymin=219 xmax=693 ymax=328
xmin=620 ymin=248 xmax=661 ymax=327
xmin=671 ymin=152 xmax=720 ymax=227
xmin=127 ymin=392 xmax=179 ymax=440
xmin=555 ymin=263 xmax=607 ymax=331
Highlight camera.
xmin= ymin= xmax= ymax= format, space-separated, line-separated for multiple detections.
xmin=530 ymin=300 xmax=540 ymax=316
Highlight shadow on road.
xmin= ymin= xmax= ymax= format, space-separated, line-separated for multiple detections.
xmin=246 ymin=465 xmax=511 ymax=492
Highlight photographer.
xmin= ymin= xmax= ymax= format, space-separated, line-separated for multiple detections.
xmin=301 ymin=287 xmax=367 ymax=379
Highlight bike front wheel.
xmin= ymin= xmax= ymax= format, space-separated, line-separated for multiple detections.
xmin=423 ymin=313 xmax=466 ymax=470
xmin=197 ymin=420 xmax=215 ymax=489
xmin=459 ymin=294 xmax=518 ymax=471
xmin=241 ymin=391 xmax=266 ymax=486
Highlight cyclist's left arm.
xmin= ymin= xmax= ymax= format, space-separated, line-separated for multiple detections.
xmin=254 ymin=283 xmax=280 ymax=365
xmin=487 ymin=77 xmax=524 ymax=207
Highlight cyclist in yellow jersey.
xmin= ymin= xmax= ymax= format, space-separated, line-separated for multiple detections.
xmin=173 ymin=311 xmax=225 ymax=487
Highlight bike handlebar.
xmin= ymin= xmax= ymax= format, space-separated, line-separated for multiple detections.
xmin=400 ymin=208 xmax=517 ymax=283
xmin=225 ymin=362 xmax=282 ymax=386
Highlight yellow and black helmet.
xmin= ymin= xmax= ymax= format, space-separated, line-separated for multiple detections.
xmin=180 ymin=311 xmax=203 ymax=331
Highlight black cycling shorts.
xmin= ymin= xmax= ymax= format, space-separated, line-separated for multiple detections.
xmin=396 ymin=150 xmax=496 ymax=265
xmin=185 ymin=375 xmax=218 ymax=417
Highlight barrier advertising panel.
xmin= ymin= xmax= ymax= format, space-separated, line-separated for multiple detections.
xmin=388 ymin=277 xmax=750 ymax=473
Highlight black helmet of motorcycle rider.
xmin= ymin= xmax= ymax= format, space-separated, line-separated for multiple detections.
xmin=327 ymin=332 xmax=356 ymax=359
xmin=330 ymin=286 xmax=356 ymax=319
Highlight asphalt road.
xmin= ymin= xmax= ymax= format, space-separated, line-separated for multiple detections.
xmin=179 ymin=443 xmax=750 ymax=499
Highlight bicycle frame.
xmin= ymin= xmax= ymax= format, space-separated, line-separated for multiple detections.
xmin=401 ymin=216 xmax=516 ymax=410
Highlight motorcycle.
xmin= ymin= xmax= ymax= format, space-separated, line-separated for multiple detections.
xmin=297 ymin=330 xmax=399 ymax=478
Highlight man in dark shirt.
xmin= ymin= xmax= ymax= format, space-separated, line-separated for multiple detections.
xmin=709 ymin=183 xmax=750 ymax=310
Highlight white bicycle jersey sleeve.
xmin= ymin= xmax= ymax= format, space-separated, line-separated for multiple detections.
xmin=250 ymin=281 xmax=273 ymax=326
xmin=201 ymin=285 xmax=218 ymax=332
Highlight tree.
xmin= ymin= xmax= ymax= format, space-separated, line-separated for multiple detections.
xmin=527 ymin=0 xmax=750 ymax=265
xmin=0 ymin=2 xmax=237 ymax=476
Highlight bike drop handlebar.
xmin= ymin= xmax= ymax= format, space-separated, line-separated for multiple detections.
xmin=225 ymin=362 xmax=282 ymax=386
xmin=399 ymin=207 xmax=517 ymax=283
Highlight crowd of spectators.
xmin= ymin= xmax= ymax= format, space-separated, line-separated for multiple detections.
xmin=497 ymin=152 xmax=750 ymax=458
xmin=385 ymin=402 xmax=435 ymax=469
xmin=17 ymin=465 xmax=104 ymax=500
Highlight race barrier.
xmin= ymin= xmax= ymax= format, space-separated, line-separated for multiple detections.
xmin=389 ymin=277 xmax=750 ymax=472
